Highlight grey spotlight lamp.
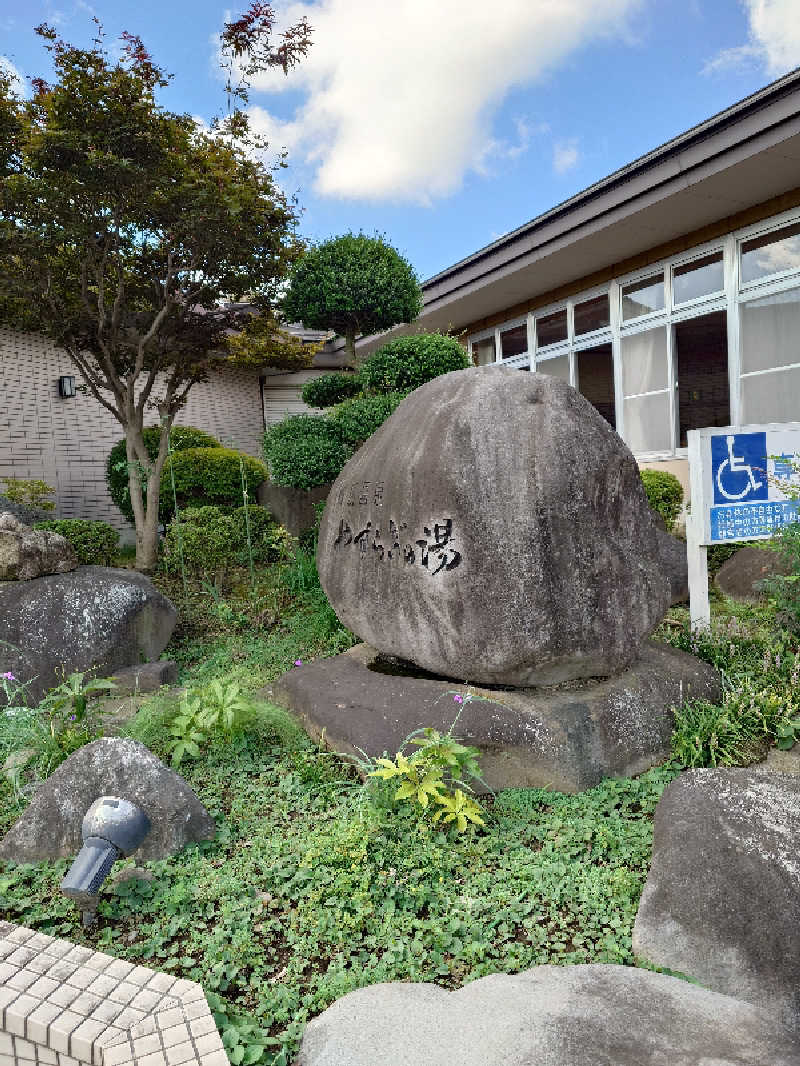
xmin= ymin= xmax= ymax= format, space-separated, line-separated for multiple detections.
xmin=61 ymin=796 xmax=151 ymax=926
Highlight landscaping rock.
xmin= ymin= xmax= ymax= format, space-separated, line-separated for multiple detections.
xmin=0 ymin=511 xmax=76 ymax=580
xmin=633 ymin=768 xmax=800 ymax=1033
xmin=317 ymin=369 xmax=670 ymax=686
xmin=764 ymin=743 xmax=800 ymax=773
xmin=656 ymin=527 xmax=689 ymax=605
xmin=294 ymin=963 xmax=800 ymax=1066
xmin=109 ymin=660 xmax=178 ymax=696
xmin=0 ymin=737 xmax=215 ymax=862
xmin=269 ymin=641 xmax=720 ymax=793
xmin=0 ymin=566 xmax=177 ymax=704
xmin=715 ymin=544 xmax=792 ymax=601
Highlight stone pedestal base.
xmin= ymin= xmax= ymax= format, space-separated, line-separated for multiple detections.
xmin=268 ymin=641 xmax=720 ymax=793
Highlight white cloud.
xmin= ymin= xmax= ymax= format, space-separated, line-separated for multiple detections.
xmin=705 ymin=0 xmax=800 ymax=78
xmin=553 ymin=138 xmax=580 ymax=175
xmin=231 ymin=0 xmax=641 ymax=204
xmin=0 ymin=56 xmax=25 ymax=95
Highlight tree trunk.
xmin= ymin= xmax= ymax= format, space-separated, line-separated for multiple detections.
xmin=126 ymin=418 xmax=171 ymax=572
xmin=345 ymin=327 xmax=357 ymax=367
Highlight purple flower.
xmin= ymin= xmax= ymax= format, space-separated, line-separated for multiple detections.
xmin=69 ymin=715 xmax=76 ymax=721
xmin=453 ymin=694 xmax=463 ymax=704
xmin=294 ymin=659 xmax=303 ymax=667
xmin=2 ymin=672 xmax=15 ymax=682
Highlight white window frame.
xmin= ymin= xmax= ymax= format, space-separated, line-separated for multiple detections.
xmin=466 ymin=205 xmax=800 ymax=460
xmin=737 ymin=208 xmax=800 ymax=296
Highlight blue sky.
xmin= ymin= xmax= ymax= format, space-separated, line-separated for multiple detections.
xmin=2 ymin=0 xmax=799 ymax=282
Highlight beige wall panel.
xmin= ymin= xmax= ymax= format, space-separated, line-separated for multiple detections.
xmin=0 ymin=329 xmax=263 ymax=532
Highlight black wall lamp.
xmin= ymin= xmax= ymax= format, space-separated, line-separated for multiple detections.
xmin=58 ymin=375 xmax=76 ymax=398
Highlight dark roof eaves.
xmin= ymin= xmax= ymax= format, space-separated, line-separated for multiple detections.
xmin=421 ymin=65 xmax=800 ymax=292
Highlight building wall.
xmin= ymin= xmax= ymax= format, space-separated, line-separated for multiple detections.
xmin=463 ymin=199 xmax=800 ymax=494
xmin=0 ymin=328 xmax=264 ymax=532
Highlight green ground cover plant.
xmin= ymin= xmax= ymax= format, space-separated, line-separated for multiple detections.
xmin=2 ymin=539 xmax=798 ymax=1065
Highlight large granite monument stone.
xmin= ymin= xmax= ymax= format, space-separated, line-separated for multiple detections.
xmin=273 ymin=368 xmax=718 ymax=791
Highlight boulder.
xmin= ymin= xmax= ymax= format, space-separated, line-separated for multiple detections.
xmin=317 ymin=369 xmax=670 ymax=686
xmin=0 ymin=511 xmax=76 ymax=580
xmin=0 ymin=566 xmax=177 ymax=704
xmin=294 ymin=963 xmax=800 ymax=1066
xmin=109 ymin=660 xmax=179 ymax=696
xmin=269 ymin=641 xmax=720 ymax=793
xmin=656 ymin=527 xmax=689 ymax=605
xmin=633 ymin=769 xmax=800 ymax=1033
xmin=715 ymin=545 xmax=792 ymax=602
xmin=0 ymin=737 xmax=215 ymax=862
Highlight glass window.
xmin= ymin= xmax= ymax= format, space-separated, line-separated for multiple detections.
xmin=471 ymin=336 xmax=496 ymax=366
xmin=536 ymin=308 xmax=568 ymax=347
xmin=741 ymin=365 xmax=800 ymax=424
xmin=674 ymin=311 xmax=729 ymax=448
xmin=620 ymin=327 xmax=668 ymax=396
xmin=622 ymin=273 xmax=665 ymax=320
xmin=500 ymin=324 xmax=527 ymax=359
xmin=740 ymin=221 xmax=800 ymax=285
xmin=536 ymin=353 xmax=570 ymax=381
xmin=672 ymin=252 xmax=724 ymax=305
xmin=574 ymin=294 xmax=610 ymax=336
xmin=623 ymin=392 xmax=672 ymax=454
xmin=576 ymin=343 xmax=615 ymax=428
xmin=740 ymin=287 xmax=800 ymax=374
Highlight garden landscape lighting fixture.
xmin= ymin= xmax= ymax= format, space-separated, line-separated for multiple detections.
xmin=58 ymin=375 xmax=76 ymax=398
xmin=61 ymin=795 xmax=151 ymax=926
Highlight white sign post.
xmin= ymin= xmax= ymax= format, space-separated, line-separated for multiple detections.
xmin=686 ymin=422 xmax=800 ymax=630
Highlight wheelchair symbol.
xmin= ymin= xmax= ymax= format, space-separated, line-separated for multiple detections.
xmin=716 ymin=435 xmax=764 ymax=501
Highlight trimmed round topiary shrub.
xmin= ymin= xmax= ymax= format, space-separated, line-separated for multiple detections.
xmin=328 ymin=392 xmax=406 ymax=448
xmin=107 ymin=425 xmax=219 ymax=523
xmin=34 ymin=518 xmax=119 ymax=565
xmin=162 ymin=504 xmax=291 ymax=574
xmin=360 ymin=333 xmax=469 ymax=393
xmin=301 ymin=373 xmax=363 ymax=409
xmin=160 ymin=447 xmax=268 ymax=519
xmin=640 ymin=468 xmax=684 ymax=532
xmin=263 ymin=416 xmax=353 ymax=491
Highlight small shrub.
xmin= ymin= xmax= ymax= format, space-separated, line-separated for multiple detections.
xmin=162 ymin=504 xmax=291 ymax=577
xmin=263 ymin=415 xmax=352 ymax=490
xmin=34 ymin=518 xmax=119 ymax=565
xmin=161 ymin=447 xmax=267 ymax=519
xmin=2 ymin=477 xmax=55 ymax=512
xmin=361 ymin=700 xmax=488 ymax=833
xmin=107 ymin=426 xmax=219 ymax=523
xmin=301 ymin=373 xmax=362 ymax=409
xmin=328 ymin=391 xmax=406 ymax=448
xmin=640 ymin=468 xmax=684 ymax=532
xmin=360 ymin=332 xmax=469 ymax=393
xmin=229 ymin=505 xmax=293 ymax=565
xmin=760 ymin=522 xmax=800 ymax=634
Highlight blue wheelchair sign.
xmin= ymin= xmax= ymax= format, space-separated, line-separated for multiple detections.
xmin=711 ymin=432 xmax=769 ymax=505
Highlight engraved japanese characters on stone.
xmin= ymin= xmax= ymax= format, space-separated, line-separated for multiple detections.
xmin=333 ymin=516 xmax=461 ymax=574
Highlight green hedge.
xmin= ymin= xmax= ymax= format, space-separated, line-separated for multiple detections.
xmin=107 ymin=426 xmax=219 ymax=523
xmin=640 ymin=468 xmax=684 ymax=533
xmin=263 ymin=416 xmax=353 ymax=491
xmin=34 ymin=519 xmax=119 ymax=565
xmin=161 ymin=447 xmax=268 ymax=519
xmin=162 ymin=504 xmax=292 ymax=573
xmin=328 ymin=392 xmax=406 ymax=448
xmin=301 ymin=373 xmax=362 ymax=409
xmin=360 ymin=333 xmax=469 ymax=393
